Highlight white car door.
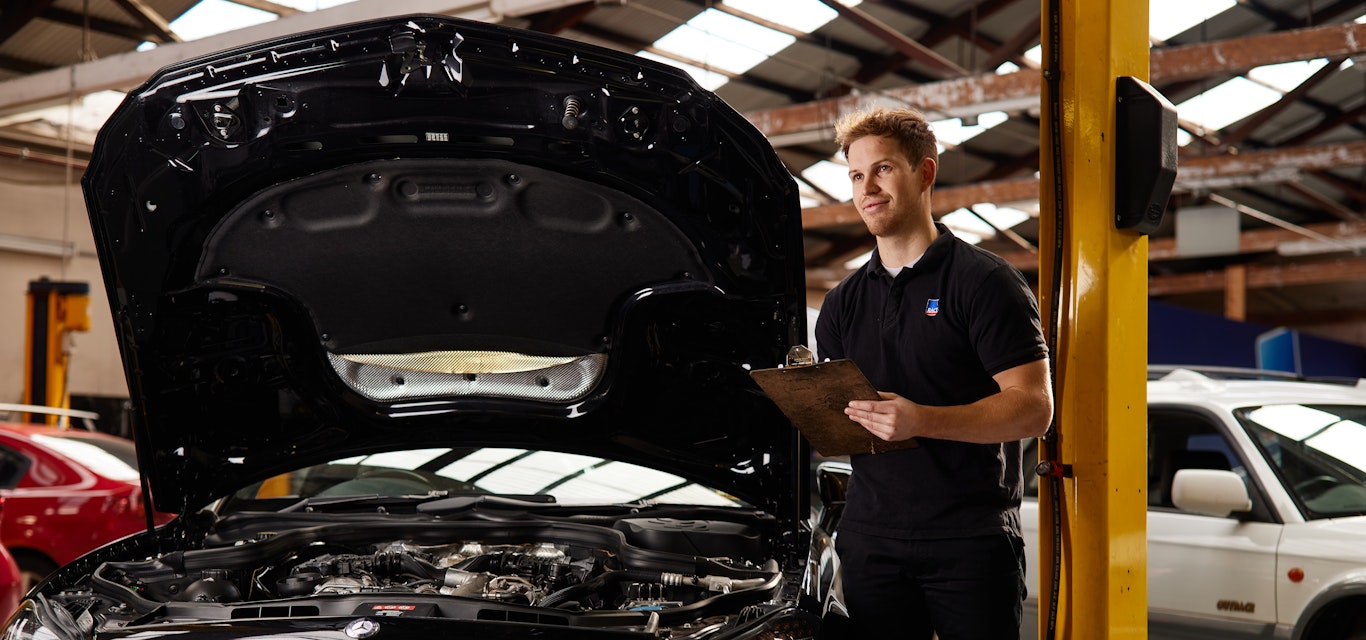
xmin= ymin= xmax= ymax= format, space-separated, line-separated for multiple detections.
xmin=1022 ymin=408 xmax=1282 ymax=640
xmin=1145 ymin=408 xmax=1281 ymax=638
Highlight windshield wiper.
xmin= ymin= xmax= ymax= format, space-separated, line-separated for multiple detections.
xmin=279 ymin=493 xmax=454 ymax=512
xmin=416 ymin=494 xmax=556 ymax=515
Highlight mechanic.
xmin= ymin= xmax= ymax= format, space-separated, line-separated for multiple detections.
xmin=814 ymin=106 xmax=1054 ymax=640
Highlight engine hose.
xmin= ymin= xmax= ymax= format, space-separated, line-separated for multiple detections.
xmin=91 ymin=567 xmax=162 ymax=615
xmin=535 ymin=570 xmax=663 ymax=609
xmin=372 ymin=552 xmax=444 ymax=581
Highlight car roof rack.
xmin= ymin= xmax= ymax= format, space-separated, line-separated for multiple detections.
xmin=1148 ymin=365 xmax=1364 ymax=386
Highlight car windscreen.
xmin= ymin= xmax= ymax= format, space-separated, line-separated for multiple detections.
xmin=229 ymin=447 xmax=750 ymax=509
xmin=1235 ymin=403 xmax=1366 ymax=519
xmin=31 ymin=433 xmax=141 ymax=482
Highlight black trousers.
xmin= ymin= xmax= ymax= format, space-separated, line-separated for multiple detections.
xmin=833 ymin=530 xmax=1027 ymax=640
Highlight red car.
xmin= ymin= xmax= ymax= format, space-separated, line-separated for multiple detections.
xmin=0 ymin=501 xmax=21 ymax=618
xmin=0 ymin=409 xmax=172 ymax=590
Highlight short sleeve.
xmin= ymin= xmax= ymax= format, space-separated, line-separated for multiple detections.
xmin=968 ymin=264 xmax=1048 ymax=376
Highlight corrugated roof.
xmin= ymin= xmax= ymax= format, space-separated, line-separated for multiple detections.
xmin=0 ymin=0 xmax=1364 ymax=332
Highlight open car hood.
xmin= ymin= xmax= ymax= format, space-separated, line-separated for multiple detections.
xmin=83 ymin=15 xmax=806 ymax=519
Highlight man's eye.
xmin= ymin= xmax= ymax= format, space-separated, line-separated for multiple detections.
xmin=878 ymin=165 xmax=891 ymax=173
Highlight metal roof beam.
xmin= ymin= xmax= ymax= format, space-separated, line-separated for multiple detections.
xmin=747 ymin=20 xmax=1366 ymax=142
xmin=1281 ymin=181 xmax=1362 ymax=222
xmin=811 ymin=219 xmax=1366 ymax=285
xmin=814 ymin=0 xmax=969 ymax=78
xmin=1155 ymin=20 xmax=1366 ymax=83
xmin=0 ymin=53 xmax=47 ymax=74
xmin=978 ymin=13 xmax=1040 ymax=72
xmin=523 ymin=0 xmax=594 ymax=33
xmin=801 ymin=139 xmax=1366 ymax=229
xmin=1005 ymin=218 xmax=1366 ymax=273
xmin=221 ymin=0 xmax=301 ymax=16
xmin=109 ymin=0 xmax=181 ymax=43
xmin=820 ymin=0 xmax=1023 ymax=98
xmin=801 ymin=174 xmax=1040 ymax=230
xmin=0 ymin=0 xmax=592 ymax=117
xmin=1220 ymin=55 xmax=1346 ymax=149
xmin=38 ymin=6 xmax=164 ymax=42
xmin=1148 ymin=256 xmax=1366 ymax=296
xmin=1283 ymin=102 xmax=1366 ymax=147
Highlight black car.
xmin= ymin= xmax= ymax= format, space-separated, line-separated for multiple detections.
xmin=7 ymin=14 xmax=827 ymax=640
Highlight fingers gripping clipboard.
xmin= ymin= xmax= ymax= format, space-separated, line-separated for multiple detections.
xmin=750 ymin=359 xmax=919 ymax=456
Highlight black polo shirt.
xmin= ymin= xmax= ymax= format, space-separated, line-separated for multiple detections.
xmin=814 ymin=224 xmax=1047 ymax=539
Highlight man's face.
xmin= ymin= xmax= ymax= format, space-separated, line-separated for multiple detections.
xmin=846 ymin=134 xmax=934 ymax=238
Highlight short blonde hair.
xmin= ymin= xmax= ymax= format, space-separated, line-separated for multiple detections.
xmin=834 ymin=107 xmax=939 ymax=168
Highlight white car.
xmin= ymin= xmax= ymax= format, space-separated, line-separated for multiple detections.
xmin=808 ymin=367 xmax=1366 ymax=638
xmin=1022 ymin=368 xmax=1366 ymax=640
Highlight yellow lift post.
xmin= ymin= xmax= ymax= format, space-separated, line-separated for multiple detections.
xmin=22 ymin=279 xmax=91 ymax=426
xmin=1037 ymin=0 xmax=1175 ymax=637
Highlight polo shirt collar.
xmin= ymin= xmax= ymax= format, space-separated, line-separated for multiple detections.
xmin=865 ymin=223 xmax=957 ymax=280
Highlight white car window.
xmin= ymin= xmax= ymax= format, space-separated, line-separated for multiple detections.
xmin=1237 ymin=404 xmax=1366 ymax=518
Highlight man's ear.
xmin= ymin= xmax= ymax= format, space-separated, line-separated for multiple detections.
xmin=919 ymin=156 xmax=938 ymax=190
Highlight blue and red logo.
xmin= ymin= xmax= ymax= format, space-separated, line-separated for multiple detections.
xmin=925 ymin=299 xmax=940 ymax=316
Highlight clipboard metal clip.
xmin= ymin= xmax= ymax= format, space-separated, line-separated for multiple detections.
xmin=784 ymin=345 xmax=815 ymax=368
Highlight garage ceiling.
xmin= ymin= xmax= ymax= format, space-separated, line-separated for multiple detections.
xmin=2 ymin=0 xmax=1365 ymax=335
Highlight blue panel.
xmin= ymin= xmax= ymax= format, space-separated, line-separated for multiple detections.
xmin=1148 ymin=301 xmax=1366 ymax=378
xmin=1254 ymin=328 xmax=1299 ymax=374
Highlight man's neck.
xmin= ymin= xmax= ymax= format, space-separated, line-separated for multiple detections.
xmin=876 ymin=220 xmax=939 ymax=269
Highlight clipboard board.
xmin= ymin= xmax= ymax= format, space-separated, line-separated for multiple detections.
xmin=750 ymin=359 xmax=919 ymax=456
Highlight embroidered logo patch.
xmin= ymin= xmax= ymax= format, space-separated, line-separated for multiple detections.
xmin=925 ymin=299 xmax=940 ymax=316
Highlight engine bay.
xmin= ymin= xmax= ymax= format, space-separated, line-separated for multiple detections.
xmin=34 ymin=512 xmax=809 ymax=637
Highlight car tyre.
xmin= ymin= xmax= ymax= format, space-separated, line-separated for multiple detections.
xmin=11 ymin=551 xmax=57 ymax=595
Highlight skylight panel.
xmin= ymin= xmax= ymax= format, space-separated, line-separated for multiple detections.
xmin=1176 ymin=77 xmax=1281 ymax=131
xmin=271 ymin=0 xmax=354 ymax=10
xmin=166 ymin=0 xmax=276 ymax=41
xmin=972 ymin=202 xmax=1031 ymax=229
xmin=635 ymin=51 xmax=730 ymax=91
xmin=843 ymin=250 xmax=872 ymax=270
xmin=653 ymin=8 xmax=796 ymax=75
xmin=931 ymin=111 xmax=1008 ymax=146
xmin=801 ymin=159 xmax=854 ymax=202
xmin=1149 ymin=0 xmax=1236 ymax=41
xmin=939 ymin=204 xmax=1029 ymax=246
xmin=723 ymin=0 xmax=840 ymax=33
xmin=939 ymin=210 xmax=986 ymax=244
xmin=1247 ymin=59 xmax=1329 ymax=93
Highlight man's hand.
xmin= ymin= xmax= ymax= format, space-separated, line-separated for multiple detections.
xmin=845 ymin=392 xmax=921 ymax=442
xmin=842 ymin=359 xmax=1053 ymax=444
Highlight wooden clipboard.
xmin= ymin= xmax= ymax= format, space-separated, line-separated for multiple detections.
xmin=750 ymin=359 xmax=919 ymax=456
